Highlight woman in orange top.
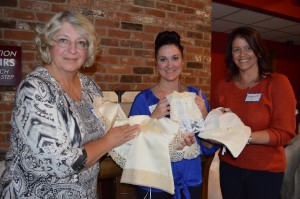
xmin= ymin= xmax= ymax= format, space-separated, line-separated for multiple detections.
xmin=212 ymin=26 xmax=296 ymax=199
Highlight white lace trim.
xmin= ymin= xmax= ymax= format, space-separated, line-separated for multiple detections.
xmin=169 ymin=131 xmax=200 ymax=162
xmin=108 ymin=150 xmax=126 ymax=169
xmin=167 ymin=91 xmax=205 ymax=133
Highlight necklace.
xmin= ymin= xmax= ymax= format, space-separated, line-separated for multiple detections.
xmin=237 ymin=75 xmax=261 ymax=89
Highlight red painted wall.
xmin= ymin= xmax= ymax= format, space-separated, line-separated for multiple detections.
xmin=211 ymin=31 xmax=300 ymax=102
xmin=214 ymin=0 xmax=300 ymax=22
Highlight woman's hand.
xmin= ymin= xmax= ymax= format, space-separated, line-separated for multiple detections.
xmin=83 ymin=124 xmax=139 ymax=167
xmin=195 ymin=90 xmax=208 ymax=118
xmin=105 ymin=124 xmax=140 ymax=148
xmin=150 ymin=97 xmax=170 ymax=119
xmin=177 ymin=133 xmax=196 ymax=150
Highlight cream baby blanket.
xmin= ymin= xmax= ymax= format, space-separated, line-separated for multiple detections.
xmin=198 ymin=107 xmax=251 ymax=158
xmin=94 ymin=96 xmax=178 ymax=194
xmin=93 ymin=92 xmax=205 ymax=194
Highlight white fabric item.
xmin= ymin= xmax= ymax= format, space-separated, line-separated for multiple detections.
xmin=208 ymin=150 xmax=223 ymax=199
xmin=281 ymin=133 xmax=300 ymax=199
xmin=167 ymin=91 xmax=203 ymax=161
xmin=167 ymin=91 xmax=205 ymax=133
xmin=93 ymin=96 xmax=178 ymax=194
xmin=112 ymin=116 xmax=178 ymax=194
xmin=198 ymin=107 xmax=251 ymax=158
xmin=93 ymin=93 xmax=207 ymax=194
xmin=93 ymin=97 xmax=127 ymax=133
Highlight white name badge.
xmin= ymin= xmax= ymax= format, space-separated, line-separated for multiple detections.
xmin=245 ymin=93 xmax=262 ymax=102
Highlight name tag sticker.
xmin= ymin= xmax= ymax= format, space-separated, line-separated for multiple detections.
xmin=245 ymin=93 xmax=262 ymax=102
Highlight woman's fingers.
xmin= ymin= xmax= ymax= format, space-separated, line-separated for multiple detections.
xmin=151 ymin=97 xmax=170 ymax=118
xmin=107 ymin=124 xmax=140 ymax=147
xmin=176 ymin=133 xmax=196 ymax=150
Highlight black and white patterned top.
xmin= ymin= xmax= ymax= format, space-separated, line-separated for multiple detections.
xmin=0 ymin=67 xmax=105 ymax=198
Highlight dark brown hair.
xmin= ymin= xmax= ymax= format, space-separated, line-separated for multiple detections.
xmin=225 ymin=26 xmax=273 ymax=80
xmin=154 ymin=31 xmax=184 ymax=60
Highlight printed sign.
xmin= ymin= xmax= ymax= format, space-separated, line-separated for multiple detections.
xmin=0 ymin=45 xmax=22 ymax=85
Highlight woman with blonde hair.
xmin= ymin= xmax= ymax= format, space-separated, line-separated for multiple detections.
xmin=0 ymin=11 xmax=139 ymax=198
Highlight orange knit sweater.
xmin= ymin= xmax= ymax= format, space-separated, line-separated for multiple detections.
xmin=212 ymin=73 xmax=296 ymax=172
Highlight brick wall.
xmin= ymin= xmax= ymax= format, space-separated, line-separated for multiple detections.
xmin=0 ymin=0 xmax=212 ymax=150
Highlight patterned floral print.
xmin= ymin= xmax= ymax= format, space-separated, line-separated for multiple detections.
xmin=0 ymin=67 xmax=105 ymax=198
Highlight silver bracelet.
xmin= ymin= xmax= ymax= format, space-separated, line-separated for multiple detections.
xmin=247 ymin=136 xmax=252 ymax=145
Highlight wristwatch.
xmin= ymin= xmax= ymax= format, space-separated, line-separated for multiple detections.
xmin=247 ymin=136 xmax=252 ymax=145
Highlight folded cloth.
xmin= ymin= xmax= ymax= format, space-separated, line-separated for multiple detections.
xmin=93 ymin=92 xmax=206 ymax=194
xmin=198 ymin=107 xmax=251 ymax=158
xmin=93 ymin=96 xmax=177 ymax=194
xmin=93 ymin=97 xmax=127 ymax=133
xmin=167 ymin=91 xmax=204 ymax=133
xmin=112 ymin=115 xmax=178 ymax=194
xmin=166 ymin=91 xmax=203 ymax=162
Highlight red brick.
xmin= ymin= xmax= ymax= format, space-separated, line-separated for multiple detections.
xmin=94 ymin=65 xmax=107 ymax=73
xmin=0 ymin=133 xmax=5 ymax=142
xmin=167 ymin=12 xmax=186 ymax=21
xmin=169 ymin=0 xmax=185 ymax=5
xmin=22 ymin=51 xmax=35 ymax=62
xmin=132 ymin=83 xmax=155 ymax=91
xmin=0 ymin=0 xmax=213 ymax=148
xmin=21 ymin=42 xmax=36 ymax=51
xmin=4 ymin=113 xmax=11 ymax=122
xmin=94 ymin=74 xmax=119 ymax=83
xmin=3 ymin=9 xmax=35 ymax=20
xmin=20 ymin=0 xmax=51 ymax=12
xmin=0 ymin=103 xmax=13 ymax=112
xmin=187 ymin=1 xmax=205 ymax=9
xmin=106 ymin=65 xmax=132 ymax=74
xmin=95 ymin=1 xmax=120 ymax=10
xmin=120 ymin=5 xmax=144 ymax=14
xmin=120 ymin=57 xmax=144 ymax=66
xmin=131 ymin=32 xmax=154 ymax=42
xmin=51 ymin=4 xmax=74 ymax=13
xmin=68 ymin=0 xmax=94 ymax=7
xmin=182 ymin=68 xmax=194 ymax=76
xmin=186 ymin=46 xmax=204 ymax=54
xmin=95 ymin=19 xmax=120 ymax=28
xmin=145 ymin=59 xmax=156 ymax=67
xmin=98 ymin=56 xmax=118 ymax=65
xmin=96 ymin=29 xmax=107 ymax=38
xmin=36 ymin=13 xmax=55 ymax=22
xmin=3 ymin=123 xmax=11 ymax=132
xmin=101 ymin=38 xmax=119 ymax=46
xmin=108 ymin=48 xmax=132 ymax=56
xmin=0 ymin=144 xmax=10 ymax=151
xmin=177 ymin=6 xmax=195 ymax=15
xmin=106 ymin=84 xmax=131 ymax=91
xmin=143 ymin=75 xmax=159 ymax=83
xmin=4 ymin=30 xmax=34 ymax=41
xmin=120 ymin=40 xmax=143 ymax=48
xmin=145 ymin=8 xmax=166 ymax=18
xmin=185 ymin=76 xmax=198 ymax=84
xmin=108 ymin=29 xmax=131 ymax=39
xmin=133 ymin=49 xmax=152 ymax=58
xmin=156 ymin=2 xmax=177 ymax=12
xmin=107 ymin=12 xmax=132 ymax=22
xmin=144 ymin=25 xmax=164 ymax=34
xmin=195 ymin=39 xmax=211 ymax=48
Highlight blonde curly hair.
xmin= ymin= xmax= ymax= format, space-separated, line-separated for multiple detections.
xmin=35 ymin=11 xmax=100 ymax=67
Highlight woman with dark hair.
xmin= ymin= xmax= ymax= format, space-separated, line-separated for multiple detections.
xmin=212 ymin=26 xmax=296 ymax=199
xmin=129 ymin=31 xmax=218 ymax=199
